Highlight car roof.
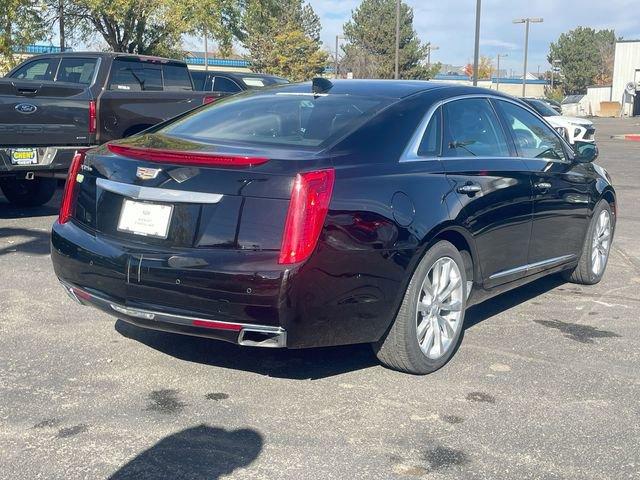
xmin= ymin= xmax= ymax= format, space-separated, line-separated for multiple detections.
xmin=23 ymin=51 xmax=187 ymax=65
xmin=272 ymin=80 xmax=516 ymax=100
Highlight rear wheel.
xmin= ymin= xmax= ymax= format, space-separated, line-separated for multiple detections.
xmin=562 ymin=199 xmax=613 ymax=285
xmin=373 ymin=241 xmax=467 ymax=375
xmin=0 ymin=177 xmax=57 ymax=207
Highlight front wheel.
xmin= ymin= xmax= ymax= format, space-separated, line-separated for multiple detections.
xmin=373 ymin=240 xmax=467 ymax=375
xmin=0 ymin=177 xmax=57 ymax=207
xmin=562 ymin=199 xmax=613 ymax=285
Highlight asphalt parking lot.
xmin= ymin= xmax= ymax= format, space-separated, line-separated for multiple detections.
xmin=1 ymin=117 xmax=639 ymax=480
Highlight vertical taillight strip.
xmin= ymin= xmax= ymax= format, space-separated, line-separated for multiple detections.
xmin=278 ymin=169 xmax=335 ymax=265
xmin=58 ymin=151 xmax=86 ymax=224
xmin=89 ymin=100 xmax=97 ymax=134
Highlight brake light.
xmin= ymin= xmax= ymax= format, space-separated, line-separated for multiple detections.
xmin=203 ymin=95 xmax=217 ymax=105
xmin=107 ymin=144 xmax=268 ymax=167
xmin=89 ymin=100 xmax=97 ymax=134
xmin=279 ymin=169 xmax=335 ymax=265
xmin=59 ymin=150 xmax=86 ymax=224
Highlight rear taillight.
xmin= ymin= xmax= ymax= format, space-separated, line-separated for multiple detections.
xmin=279 ymin=169 xmax=335 ymax=265
xmin=89 ymin=100 xmax=97 ymax=134
xmin=107 ymin=144 xmax=268 ymax=167
xmin=58 ymin=150 xmax=86 ymax=224
xmin=203 ymin=95 xmax=217 ymax=105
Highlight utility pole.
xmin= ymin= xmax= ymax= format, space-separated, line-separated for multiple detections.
xmin=58 ymin=0 xmax=65 ymax=51
xmin=394 ymin=0 xmax=400 ymax=79
xmin=204 ymin=34 xmax=208 ymax=72
xmin=472 ymin=0 xmax=482 ymax=86
xmin=427 ymin=44 xmax=439 ymax=67
xmin=335 ymin=35 xmax=345 ymax=79
xmin=513 ymin=17 xmax=543 ymax=97
xmin=496 ymin=53 xmax=508 ymax=91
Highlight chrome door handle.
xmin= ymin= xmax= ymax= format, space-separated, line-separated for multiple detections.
xmin=534 ymin=182 xmax=552 ymax=190
xmin=457 ymin=183 xmax=482 ymax=195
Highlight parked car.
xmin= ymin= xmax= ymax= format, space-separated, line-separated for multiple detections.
xmin=51 ymin=80 xmax=615 ymax=375
xmin=521 ymin=97 xmax=595 ymax=144
xmin=191 ymin=70 xmax=289 ymax=99
xmin=524 ymin=97 xmax=561 ymax=114
xmin=0 ymin=52 xmax=211 ymax=206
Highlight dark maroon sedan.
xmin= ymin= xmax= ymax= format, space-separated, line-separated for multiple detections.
xmin=51 ymin=79 xmax=615 ymax=374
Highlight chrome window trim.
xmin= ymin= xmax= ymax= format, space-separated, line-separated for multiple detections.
xmin=96 ymin=177 xmax=223 ymax=204
xmin=399 ymin=93 xmax=571 ymax=163
xmin=489 ymin=254 xmax=576 ymax=280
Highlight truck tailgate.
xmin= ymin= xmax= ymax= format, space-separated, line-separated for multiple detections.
xmin=0 ymin=79 xmax=93 ymax=147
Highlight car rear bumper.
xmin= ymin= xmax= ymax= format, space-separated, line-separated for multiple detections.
xmin=59 ymin=279 xmax=287 ymax=347
xmin=0 ymin=146 xmax=96 ymax=176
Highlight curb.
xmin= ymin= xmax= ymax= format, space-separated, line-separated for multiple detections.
xmin=611 ymin=134 xmax=640 ymax=141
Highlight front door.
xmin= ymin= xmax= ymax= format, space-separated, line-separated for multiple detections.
xmin=438 ymin=98 xmax=533 ymax=287
xmin=492 ymin=99 xmax=592 ymax=272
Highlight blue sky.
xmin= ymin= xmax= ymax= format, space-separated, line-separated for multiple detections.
xmin=310 ymin=0 xmax=640 ymax=73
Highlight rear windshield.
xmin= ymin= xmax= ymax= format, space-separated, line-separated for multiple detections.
xmin=158 ymin=92 xmax=394 ymax=148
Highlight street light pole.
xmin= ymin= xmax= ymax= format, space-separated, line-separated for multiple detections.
xmin=427 ymin=44 xmax=439 ymax=67
xmin=472 ymin=0 xmax=482 ymax=86
xmin=513 ymin=17 xmax=543 ymax=97
xmin=58 ymin=0 xmax=65 ymax=51
xmin=394 ymin=0 xmax=400 ymax=79
xmin=335 ymin=35 xmax=345 ymax=79
xmin=496 ymin=53 xmax=507 ymax=91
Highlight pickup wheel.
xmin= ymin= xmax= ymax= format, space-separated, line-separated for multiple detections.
xmin=0 ymin=178 xmax=57 ymax=207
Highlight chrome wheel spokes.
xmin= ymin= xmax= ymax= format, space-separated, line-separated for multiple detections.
xmin=592 ymin=210 xmax=611 ymax=276
xmin=416 ymin=257 xmax=464 ymax=359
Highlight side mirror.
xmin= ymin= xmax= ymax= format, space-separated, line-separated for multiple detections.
xmin=573 ymin=141 xmax=598 ymax=163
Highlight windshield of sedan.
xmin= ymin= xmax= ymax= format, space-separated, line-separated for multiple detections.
xmin=158 ymin=92 xmax=394 ymax=148
xmin=525 ymin=99 xmax=559 ymax=117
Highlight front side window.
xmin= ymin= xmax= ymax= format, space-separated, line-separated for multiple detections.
xmin=109 ymin=59 xmax=162 ymax=91
xmin=442 ymin=98 xmax=510 ymax=158
xmin=158 ymin=92 xmax=394 ymax=148
xmin=496 ymin=100 xmax=567 ymax=161
xmin=11 ymin=58 xmax=59 ymax=81
xmin=56 ymin=58 xmax=97 ymax=84
xmin=212 ymin=76 xmax=242 ymax=93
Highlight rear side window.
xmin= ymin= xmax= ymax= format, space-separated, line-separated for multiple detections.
xmin=495 ymin=100 xmax=567 ymax=161
xmin=11 ymin=58 xmax=59 ymax=81
xmin=56 ymin=58 xmax=97 ymax=84
xmin=109 ymin=59 xmax=162 ymax=91
xmin=442 ymin=98 xmax=510 ymax=158
xmin=417 ymin=107 xmax=442 ymax=157
xmin=162 ymin=64 xmax=192 ymax=91
xmin=213 ymin=76 xmax=242 ymax=93
xmin=191 ymin=71 xmax=207 ymax=90
xmin=158 ymin=93 xmax=394 ymax=148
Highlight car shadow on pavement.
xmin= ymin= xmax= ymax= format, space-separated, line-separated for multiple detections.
xmin=108 ymin=424 xmax=263 ymax=480
xmin=115 ymin=320 xmax=379 ymax=380
xmin=115 ymin=275 xmax=567 ymax=379
xmin=464 ymin=274 xmax=566 ymax=330
xmin=0 ymin=187 xmax=61 ymax=219
xmin=0 ymin=227 xmax=51 ymax=256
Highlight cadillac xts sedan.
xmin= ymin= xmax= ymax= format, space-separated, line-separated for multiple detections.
xmin=51 ymin=79 xmax=615 ymax=374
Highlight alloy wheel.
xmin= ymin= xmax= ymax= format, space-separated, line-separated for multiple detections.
xmin=416 ymin=257 xmax=464 ymax=359
xmin=592 ymin=210 xmax=611 ymax=276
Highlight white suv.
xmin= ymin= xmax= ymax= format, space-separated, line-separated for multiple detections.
xmin=522 ymin=98 xmax=595 ymax=145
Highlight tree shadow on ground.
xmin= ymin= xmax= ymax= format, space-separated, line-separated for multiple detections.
xmin=108 ymin=424 xmax=263 ymax=480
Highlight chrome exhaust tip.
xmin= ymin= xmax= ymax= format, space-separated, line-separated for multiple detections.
xmin=238 ymin=327 xmax=287 ymax=348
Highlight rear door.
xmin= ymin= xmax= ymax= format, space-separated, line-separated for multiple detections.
xmin=438 ymin=97 xmax=533 ymax=286
xmin=0 ymin=56 xmax=96 ymax=147
xmin=492 ymin=99 xmax=592 ymax=270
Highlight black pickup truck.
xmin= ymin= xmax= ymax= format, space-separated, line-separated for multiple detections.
xmin=0 ymin=52 xmax=211 ymax=206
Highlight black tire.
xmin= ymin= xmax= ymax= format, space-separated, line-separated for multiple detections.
xmin=0 ymin=178 xmax=57 ymax=207
xmin=373 ymin=240 xmax=468 ymax=375
xmin=562 ymin=199 xmax=613 ymax=285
